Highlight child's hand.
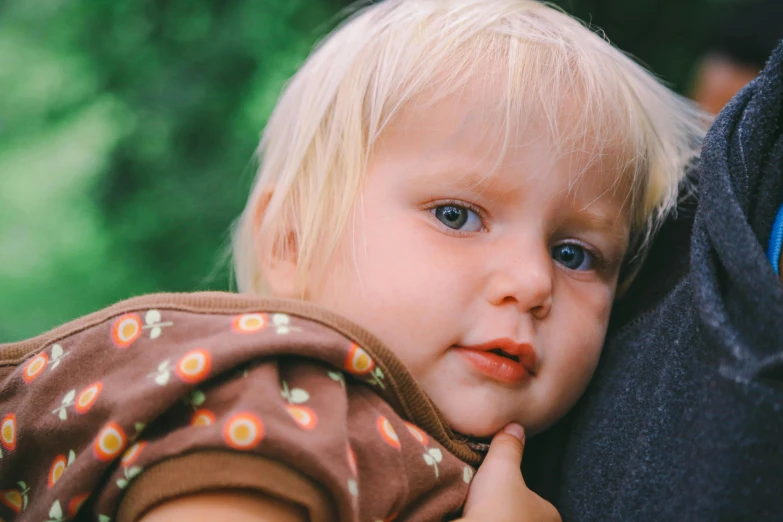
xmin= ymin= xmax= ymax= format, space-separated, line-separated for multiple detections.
xmin=459 ymin=424 xmax=561 ymax=522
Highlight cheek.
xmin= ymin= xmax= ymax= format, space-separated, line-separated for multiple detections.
xmin=355 ymin=210 xmax=479 ymax=290
xmin=555 ymin=282 xmax=614 ymax=387
xmin=577 ymin=284 xmax=613 ymax=356
xmin=308 ymin=214 xmax=445 ymax=357
xmin=325 ymin=218 xmax=483 ymax=376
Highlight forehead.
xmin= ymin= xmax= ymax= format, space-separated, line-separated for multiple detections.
xmin=372 ymin=78 xmax=632 ymax=210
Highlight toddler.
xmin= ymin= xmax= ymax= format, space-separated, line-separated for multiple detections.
xmin=0 ymin=1 xmax=707 ymax=521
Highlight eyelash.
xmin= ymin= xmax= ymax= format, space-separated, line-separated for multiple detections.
xmin=552 ymin=239 xmax=609 ymax=272
xmin=422 ymin=198 xmax=611 ymax=272
xmin=423 ymin=199 xmax=489 ymax=235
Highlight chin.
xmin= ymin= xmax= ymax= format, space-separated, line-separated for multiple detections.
xmin=425 ymin=383 xmax=531 ymax=438
xmin=443 ymin=409 xmax=511 ymax=439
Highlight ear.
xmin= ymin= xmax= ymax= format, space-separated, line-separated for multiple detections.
xmin=253 ymin=188 xmax=300 ymax=298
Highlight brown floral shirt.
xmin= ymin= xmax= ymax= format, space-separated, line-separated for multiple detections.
xmin=0 ymin=293 xmax=484 ymax=522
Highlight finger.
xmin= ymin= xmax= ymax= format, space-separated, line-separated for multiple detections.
xmin=483 ymin=423 xmax=526 ymax=470
xmin=463 ymin=424 xmax=527 ymax=515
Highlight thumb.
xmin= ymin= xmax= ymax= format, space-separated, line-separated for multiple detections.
xmin=463 ymin=423 xmax=527 ymax=512
xmin=482 ymin=423 xmax=526 ymax=474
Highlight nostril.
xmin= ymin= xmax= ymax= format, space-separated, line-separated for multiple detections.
xmin=501 ymin=295 xmax=519 ymax=306
xmin=531 ymin=301 xmax=551 ymax=319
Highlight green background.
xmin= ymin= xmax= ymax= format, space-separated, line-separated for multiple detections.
xmin=0 ymin=0 xmax=730 ymax=342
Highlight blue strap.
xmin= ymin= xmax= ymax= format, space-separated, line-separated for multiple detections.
xmin=768 ymin=203 xmax=783 ymax=274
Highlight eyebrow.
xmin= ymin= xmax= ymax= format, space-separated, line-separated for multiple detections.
xmin=420 ymin=167 xmax=527 ymax=203
xmin=570 ymin=207 xmax=630 ymax=242
xmin=422 ymin=163 xmax=631 ymax=239
xmin=575 ymin=208 xmax=620 ymax=230
xmin=421 ymin=167 xmax=498 ymax=190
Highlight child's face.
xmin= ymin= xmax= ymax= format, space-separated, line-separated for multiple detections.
xmin=289 ymin=86 xmax=630 ymax=437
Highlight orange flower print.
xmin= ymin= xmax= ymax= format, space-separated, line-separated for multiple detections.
xmin=75 ymin=382 xmax=103 ymax=414
xmin=404 ymin=422 xmax=428 ymax=446
xmin=347 ymin=445 xmax=358 ymax=476
xmin=1 ymin=414 xmax=16 ymax=452
xmin=223 ymin=413 xmax=264 ymax=450
xmin=22 ymin=353 xmax=48 ymax=383
xmin=191 ymin=409 xmax=216 ymax=427
xmin=175 ymin=349 xmax=212 ymax=384
xmin=0 ymin=488 xmax=23 ymax=514
xmin=0 ymin=482 xmax=28 ymax=514
xmin=111 ymin=314 xmax=143 ymax=349
xmin=285 ymin=405 xmax=318 ymax=431
xmin=345 ymin=343 xmax=375 ymax=375
xmin=121 ymin=442 xmax=147 ymax=467
xmin=232 ymin=313 xmax=268 ymax=334
xmin=93 ymin=422 xmax=127 ymax=462
xmin=48 ymin=454 xmax=68 ymax=488
xmin=376 ymin=416 xmax=401 ymax=450
xmin=67 ymin=493 xmax=90 ymax=518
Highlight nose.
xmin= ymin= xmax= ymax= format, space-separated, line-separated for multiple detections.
xmin=485 ymin=240 xmax=553 ymax=319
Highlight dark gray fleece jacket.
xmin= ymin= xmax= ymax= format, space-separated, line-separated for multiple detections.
xmin=524 ymin=41 xmax=783 ymax=521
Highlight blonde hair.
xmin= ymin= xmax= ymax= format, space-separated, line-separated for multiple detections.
xmin=233 ymin=0 xmax=709 ymax=295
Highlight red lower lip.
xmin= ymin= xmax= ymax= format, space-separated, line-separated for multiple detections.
xmin=453 ymin=347 xmax=532 ymax=384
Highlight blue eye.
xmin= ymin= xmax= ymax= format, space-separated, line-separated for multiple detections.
xmin=552 ymin=243 xmax=594 ymax=271
xmin=433 ymin=205 xmax=483 ymax=232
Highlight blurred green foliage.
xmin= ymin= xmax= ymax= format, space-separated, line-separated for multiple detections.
xmin=0 ymin=0 xmax=730 ymax=341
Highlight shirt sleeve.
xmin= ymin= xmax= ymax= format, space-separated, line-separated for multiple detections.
xmin=106 ymin=349 xmax=473 ymax=522
xmin=91 ymin=343 xmax=370 ymax=522
xmin=117 ymin=451 xmax=335 ymax=522
xmin=0 ymin=297 xmax=472 ymax=522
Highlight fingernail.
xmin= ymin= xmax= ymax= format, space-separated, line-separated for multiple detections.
xmin=502 ymin=423 xmax=525 ymax=442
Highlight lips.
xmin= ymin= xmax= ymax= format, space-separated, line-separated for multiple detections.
xmin=452 ymin=338 xmax=538 ymax=384
xmin=488 ymin=347 xmax=520 ymax=362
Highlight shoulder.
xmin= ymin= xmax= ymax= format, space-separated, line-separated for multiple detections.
xmin=0 ymin=292 xmax=477 ymax=521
